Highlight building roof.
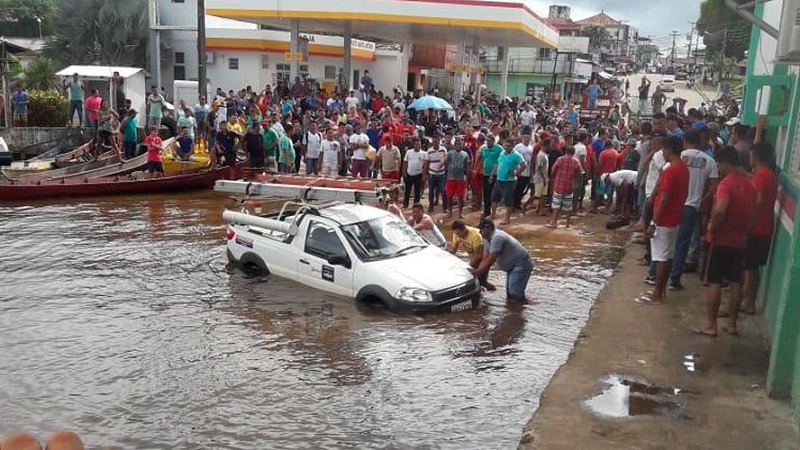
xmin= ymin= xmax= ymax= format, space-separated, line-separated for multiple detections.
xmin=0 ymin=37 xmax=47 ymax=53
xmin=547 ymin=17 xmax=582 ymax=32
xmin=55 ymin=65 xmax=145 ymax=79
xmin=575 ymin=11 xmax=621 ymax=27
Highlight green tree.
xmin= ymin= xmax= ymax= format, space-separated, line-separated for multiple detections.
xmin=16 ymin=57 xmax=59 ymax=90
xmin=582 ymin=26 xmax=610 ymax=53
xmin=46 ymin=0 xmax=148 ymax=68
xmin=0 ymin=0 xmax=57 ymax=37
xmin=696 ymin=0 xmax=751 ymax=59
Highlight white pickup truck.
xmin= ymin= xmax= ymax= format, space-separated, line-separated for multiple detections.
xmin=224 ymin=202 xmax=480 ymax=314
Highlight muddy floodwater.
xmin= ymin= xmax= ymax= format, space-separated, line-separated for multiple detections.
xmin=0 ymin=192 xmax=624 ymax=449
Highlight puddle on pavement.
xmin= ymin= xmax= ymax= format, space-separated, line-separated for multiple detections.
xmin=584 ymin=375 xmax=692 ymax=420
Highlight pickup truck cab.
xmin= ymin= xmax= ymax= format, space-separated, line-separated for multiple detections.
xmin=225 ymin=202 xmax=480 ymax=314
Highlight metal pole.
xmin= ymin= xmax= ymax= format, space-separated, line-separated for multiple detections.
xmin=1 ymin=38 xmax=10 ymax=129
xmin=289 ymin=20 xmax=300 ymax=83
xmin=343 ymin=21 xmax=352 ymax=92
xmin=197 ymin=0 xmax=207 ymax=99
xmin=550 ymin=51 xmax=560 ymax=99
xmin=148 ymin=0 xmax=161 ymax=91
xmin=499 ymin=46 xmax=510 ymax=99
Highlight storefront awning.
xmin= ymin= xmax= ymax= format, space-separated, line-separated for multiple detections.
xmin=598 ymin=71 xmax=615 ymax=80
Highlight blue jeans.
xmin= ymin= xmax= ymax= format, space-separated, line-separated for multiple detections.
xmin=507 ymin=257 xmax=533 ymax=301
xmin=428 ymin=173 xmax=447 ymax=210
xmin=670 ymin=206 xmax=700 ymax=286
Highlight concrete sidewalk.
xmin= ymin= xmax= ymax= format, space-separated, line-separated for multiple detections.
xmin=519 ymin=240 xmax=799 ymax=450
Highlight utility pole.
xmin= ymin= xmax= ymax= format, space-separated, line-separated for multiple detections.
xmin=686 ymin=21 xmax=695 ymax=60
xmin=669 ymin=31 xmax=679 ymax=66
xmin=197 ymin=0 xmax=206 ymax=99
xmin=721 ymin=28 xmax=728 ymax=57
xmin=1 ymin=38 xmax=10 ymax=129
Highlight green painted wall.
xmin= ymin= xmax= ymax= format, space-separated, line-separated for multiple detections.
xmin=485 ymin=74 xmax=562 ymax=98
xmin=745 ymin=1 xmax=800 ymax=429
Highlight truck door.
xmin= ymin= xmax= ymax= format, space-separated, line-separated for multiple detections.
xmin=297 ymin=220 xmax=355 ymax=298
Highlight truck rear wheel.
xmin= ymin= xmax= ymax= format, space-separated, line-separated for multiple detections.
xmin=239 ymin=252 xmax=269 ymax=277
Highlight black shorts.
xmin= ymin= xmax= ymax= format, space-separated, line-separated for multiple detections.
xmin=249 ymin=156 xmax=265 ymax=168
xmin=99 ymin=129 xmax=113 ymax=138
xmin=147 ymin=161 xmax=164 ymax=173
xmin=744 ymin=234 xmax=772 ymax=270
xmin=706 ymin=245 xmax=744 ymax=284
xmin=491 ymin=180 xmax=516 ymax=207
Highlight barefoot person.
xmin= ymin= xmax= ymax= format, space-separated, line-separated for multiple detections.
xmin=741 ymin=142 xmax=778 ymax=314
xmin=695 ymin=146 xmax=757 ymax=336
xmin=449 ymin=219 xmax=495 ymax=291
xmin=490 ymin=138 xmax=526 ymax=225
xmin=1 ymin=432 xmax=41 ymax=450
xmin=469 ymin=218 xmax=533 ymax=302
xmin=548 ymin=146 xmax=582 ymax=228
xmin=639 ymin=136 xmax=688 ymax=305
xmin=144 ymin=127 xmax=164 ymax=179
xmin=444 ymin=136 xmax=471 ymax=219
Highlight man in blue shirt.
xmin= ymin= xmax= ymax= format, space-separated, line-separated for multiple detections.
xmin=12 ymin=86 xmax=29 ymax=127
xmin=586 ymin=80 xmax=603 ymax=109
xmin=470 ymin=218 xmax=533 ymax=302
xmin=477 ymin=134 xmax=503 ymax=218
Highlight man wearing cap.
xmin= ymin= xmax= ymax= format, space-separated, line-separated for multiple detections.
xmin=470 ymin=219 xmax=533 ymax=302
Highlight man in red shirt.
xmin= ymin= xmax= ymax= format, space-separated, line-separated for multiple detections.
xmin=696 ymin=146 xmax=757 ymax=336
xmin=639 ymin=136 xmax=688 ymax=305
xmin=596 ymin=140 xmax=619 ymax=211
xmin=548 ymin=146 xmax=582 ymax=229
xmin=741 ymin=142 xmax=778 ymax=315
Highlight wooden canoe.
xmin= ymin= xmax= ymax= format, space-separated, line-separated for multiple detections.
xmin=0 ymin=162 xmax=246 ymax=203
xmin=2 ymin=141 xmax=96 ymax=180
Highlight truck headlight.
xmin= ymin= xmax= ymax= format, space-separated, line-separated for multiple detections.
xmin=396 ymin=287 xmax=433 ymax=303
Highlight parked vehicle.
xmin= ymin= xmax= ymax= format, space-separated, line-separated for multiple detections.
xmin=0 ymin=137 xmax=11 ymax=167
xmin=660 ymin=75 xmax=676 ymax=92
xmin=675 ymin=71 xmax=688 ymax=81
xmin=224 ymin=202 xmax=480 ymax=314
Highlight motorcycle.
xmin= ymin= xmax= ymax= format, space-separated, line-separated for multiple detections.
xmin=686 ymin=78 xmax=695 ymax=89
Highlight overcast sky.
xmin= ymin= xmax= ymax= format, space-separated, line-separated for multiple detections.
xmin=528 ymin=0 xmax=704 ymax=51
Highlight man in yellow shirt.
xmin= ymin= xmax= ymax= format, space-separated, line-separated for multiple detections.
xmin=449 ymin=220 xmax=496 ymax=291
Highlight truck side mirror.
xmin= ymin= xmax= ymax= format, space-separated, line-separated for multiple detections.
xmin=327 ymin=254 xmax=351 ymax=269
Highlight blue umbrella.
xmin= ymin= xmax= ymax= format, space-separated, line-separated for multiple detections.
xmin=408 ymin=95 xmax=454 ymax=111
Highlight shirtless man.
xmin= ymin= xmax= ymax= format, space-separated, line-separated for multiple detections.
xmin=407 ymin=203 xmax=447 ymax=249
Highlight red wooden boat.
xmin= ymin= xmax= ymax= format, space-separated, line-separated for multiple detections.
xmin=0 ymin=163 xmax=246 ymax=203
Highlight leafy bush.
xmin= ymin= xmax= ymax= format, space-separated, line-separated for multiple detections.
xmin=27 ymin=90 xmax=69 ymax=127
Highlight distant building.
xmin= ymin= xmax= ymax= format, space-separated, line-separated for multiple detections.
xmin=636 ymin=37 xmax=660 ymax=66
xmin=481 ymin=5 xmax=591 ymax=100
xmin=0 ymin=37 xmax=47 ymax=69
xmin=574 ymin=10 xmax=638 ymax=65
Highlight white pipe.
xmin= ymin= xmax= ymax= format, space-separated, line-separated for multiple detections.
xmin=223 ymin=210 xmax=297 ymax=235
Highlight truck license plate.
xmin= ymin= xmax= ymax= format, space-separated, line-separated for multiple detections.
xmin=451 ymin=300 xmax=472 ymax=312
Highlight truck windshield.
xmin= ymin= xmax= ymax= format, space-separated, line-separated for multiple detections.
xmin=342 ymin=215 xmax=428 ymax=261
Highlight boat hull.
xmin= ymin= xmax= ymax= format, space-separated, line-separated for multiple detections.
xmin=0 ymin=164 xmax=245 ymax=203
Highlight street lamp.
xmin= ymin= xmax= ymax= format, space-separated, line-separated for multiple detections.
xmin=35 ymin=16 xmax=42 ymax=39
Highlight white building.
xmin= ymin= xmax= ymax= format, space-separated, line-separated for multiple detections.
xmin=151 ymin=0 xmax=405 ymax=102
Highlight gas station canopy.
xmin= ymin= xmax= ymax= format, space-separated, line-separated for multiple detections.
xmin=207 ymin=0 xmax=559 ymax=48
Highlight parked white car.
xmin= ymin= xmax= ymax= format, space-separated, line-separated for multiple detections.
xmin=660 ymin=75 xmax=676 ymax=92
xmin=224 ymin=202 xmax=480 ymax=314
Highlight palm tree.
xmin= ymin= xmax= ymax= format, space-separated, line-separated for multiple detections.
xmin=582 ymin=26 xmax=610 ymax=53
xmin=46 ymin=0 xmax=148 ymax=68
xmin=17 ymin=57 xmax=60 ymax=90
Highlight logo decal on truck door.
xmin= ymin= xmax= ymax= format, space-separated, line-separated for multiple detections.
xmin=322 ymin=265 xmax=335 ymax=282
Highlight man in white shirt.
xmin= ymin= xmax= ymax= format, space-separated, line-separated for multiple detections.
xmin=345 ymin=90 xmax=361 ymax=111
xmin=402 ymin=138 xmax=426 ymax=207
xmin=303 ymin=121 xmax=322 ymax=175
xmin=601 ymin=170 xmax=638 ymax=219
xmin=520 ymin=105 xmax=536 ymax=128
xmin=424 ymin=135 xmax=448 ymax=213
xmin=573 ymin=131 xmax=589 ymax=211
xmin=319 ymin=127 xmax=342 ymax=177
xmin=512 ymin=132 xmax=534 ymax=210
xmin=642 ymin=132 xmax=667 ymax=282
xmin=669 ymin=128 xmax=719 ymax=290
xmin=348 ymin=123 xmax=370 ymax=177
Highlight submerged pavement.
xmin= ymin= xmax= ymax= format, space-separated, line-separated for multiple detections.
xmin=519 ymin=237 xmax=800 ymax=449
